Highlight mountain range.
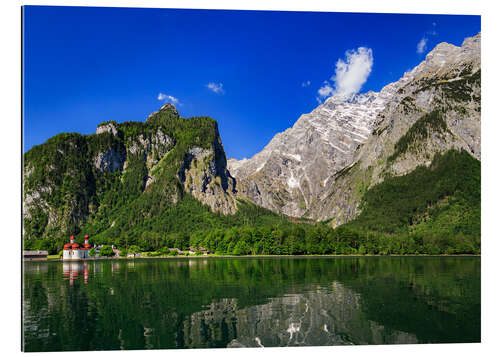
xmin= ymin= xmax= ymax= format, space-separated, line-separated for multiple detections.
xmin=229 ymin=32 xmax=480 ymax=224
xmin=23 ymin=33 xmax=481 ymax=254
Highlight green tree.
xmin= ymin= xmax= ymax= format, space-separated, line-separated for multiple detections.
xmin=99 ymin=245 xmax=114 ymax=257
xmin=232 ymin=240 xmax=250 ymax=256
xmin=128 ymin=245 xmax=141 ymax=255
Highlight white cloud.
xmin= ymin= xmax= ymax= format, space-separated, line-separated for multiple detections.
xmin=206 ymin=82 xmax=225 ymax=94
xmin=417 ymin=24 xmax=438 ymax=55
xmin=317 ymin=47 xmax=373 ymax=102
xmin=318 ymin=82 xmax=334 ymax=97
xmin=301 ymin=80 xmax=311 ymax=87
xmin=157 ymin=93 xmax=180 ymax=105
xmin=332 ymin=47 xmax=373 ymax=99
xmin=416 ymin=37 xmax=428 ymax=54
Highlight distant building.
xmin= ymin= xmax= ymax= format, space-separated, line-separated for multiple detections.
xmin=63 ymin=235 xmax=93 ymax=260
xmin=188 ymin=246 xmax=210 ymax=255
xmin=199 ymin=247 xmax=210 ymax=255
xmin=169 ymin=248 xmax=182 ymax=255
xmin=24 ymin=250 xmax=48 ymax=260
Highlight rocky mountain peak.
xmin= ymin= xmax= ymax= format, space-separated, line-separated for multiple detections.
xmin=462 ymin=32 xmax=481 ymax=51
xmin=403 ymin=33 xmax=480 ymax=84
xmin=146 ymin=103 xmax=180 ymax=123
xmin=229 ymin=32 xmax=481 ymax=221
xmin=159 ymin=103 xmax=179 ymax=116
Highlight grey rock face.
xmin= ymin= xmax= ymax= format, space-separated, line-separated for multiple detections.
xmin=228 ymin=91 xmax=392 ymax=217
xmin=23 ymin=186 xmax=51 ymax=220
xmin=96 ymin=122 xmax=118 ymax=136
xmin=178 ymin=127 xmax=238 ymax=215
xmin=229 ymin=33 xmax=481 ymax=223
xmin=126 ymin=129 xmax=173 ymax=169
xmin=94 ymin=149 xmax=125 ymax=173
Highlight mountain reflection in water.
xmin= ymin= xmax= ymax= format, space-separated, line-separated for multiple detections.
xmin=187 ymin=283 xmax=418 ymax=347
xmin=22 ymin=257 xmax=480 ymax=351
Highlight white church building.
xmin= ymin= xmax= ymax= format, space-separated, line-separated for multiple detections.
xmin=63 ymin=235 xmax=93 ymax=260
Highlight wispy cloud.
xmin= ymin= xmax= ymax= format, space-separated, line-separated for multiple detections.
xmin=206 ymin=82 xmax=225 ymax=94
xmin=428 ymin=22 xmax=437 ymax=36
xmin=417 ymin=23 xmax=438 ymax=55
xmin=318 ymin=81 xmax=334 ymax=97
xmin=301 ymin=80 xmax=311 ymax=87
xmin=416 ymin=37 xmax=428 ymax=54
xmin=157 ymin=93 xmax=180 ymax=105
xmin=317 ymin=47 xmax=373 ymax=102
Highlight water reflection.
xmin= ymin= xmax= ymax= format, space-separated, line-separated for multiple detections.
xmin=24 ymin=262 xmax=48 ymax=274
xmin=62 ymin=261 xmax=90 ymax=285
xmin=23 ymin=257 xmax=480 ymax=351
xmin=183 ymin=279 xmax=418 ymax=347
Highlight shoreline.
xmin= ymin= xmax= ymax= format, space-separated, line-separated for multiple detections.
xmin=32 ymin=253 xmax=481 ymax=262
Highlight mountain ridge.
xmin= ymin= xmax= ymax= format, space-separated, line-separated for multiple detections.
xmin=228 ymin=32 xmax=480 ymax=224
xmin=22 ymin=33 xmax=481 ymax=256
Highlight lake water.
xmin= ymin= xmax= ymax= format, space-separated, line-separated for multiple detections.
xmin=22 ymin=256 xmax=480 ymax=351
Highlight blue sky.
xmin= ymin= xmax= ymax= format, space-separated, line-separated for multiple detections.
xmin=23 ymin=6 xmax=480 ymax=159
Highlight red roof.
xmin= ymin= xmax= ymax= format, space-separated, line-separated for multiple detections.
xmin=83 ymin=243 xmax=92 ymax=248
xmin=63 ymin=243 xmax=72 ymax=250
xmin=72 ymin=243 xmax=80 ymax=249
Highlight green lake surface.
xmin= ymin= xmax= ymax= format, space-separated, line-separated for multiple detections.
xmin=22 ymin=256 xmax=480 ymax=351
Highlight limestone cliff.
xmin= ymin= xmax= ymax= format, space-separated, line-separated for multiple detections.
xmin=229 ymin=33 xmax=481 ymax=225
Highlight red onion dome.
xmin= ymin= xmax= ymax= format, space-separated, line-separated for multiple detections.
xmin=72 ymin=243 xmax=80 ymax=249
xmin=63 ymin=243 xmax=72 ymax=250
xmin=70 ymin=235 xmax=75 ymax=239
xmin=84 ymin=234 xmax=89 ymax=239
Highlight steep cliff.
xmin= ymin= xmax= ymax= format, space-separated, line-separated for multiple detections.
xmin=229 ymin=33 xmax=481 ymax=225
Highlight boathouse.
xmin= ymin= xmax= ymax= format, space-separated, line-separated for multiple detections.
xmin=23 ymin=250 xmax=48 ymax=260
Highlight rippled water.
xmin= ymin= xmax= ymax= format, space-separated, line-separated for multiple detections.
xmin=22 ymin=256 xmax=480 ymax=351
